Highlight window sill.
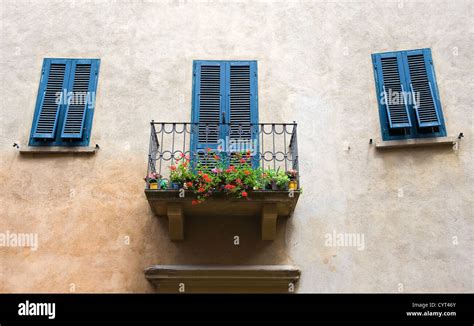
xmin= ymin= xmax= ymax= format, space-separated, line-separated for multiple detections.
xmin=144 ymin=265 xmax=300 ymax=293
xmin=19 ymin=146 xmax=97 ymax=154
xmin=375 ymin=136 xmax=457 ymax=149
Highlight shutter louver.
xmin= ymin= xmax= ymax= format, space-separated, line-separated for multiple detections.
xmin=380 ymin=56 xmax=412 ymax=128
xmin=229 ymin=65 xmax=252 ymax=142
xmin=32 ymin=63 xmax=67 ymax=139
xmin=406 ymin=54 xmax=441 ymax=127
xmin=197 ymin=65 xmax=222 ymax=147
xmin=61 ymin=63 xmax=93 ymax=138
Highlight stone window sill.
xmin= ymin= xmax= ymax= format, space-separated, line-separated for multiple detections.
xmin=375 ymin=136 xmax=458 ymax=149
xmin=144 ymin=265 xmax=301 ymax=293
xmin=19 ymin=146 xmax=97 ymax=154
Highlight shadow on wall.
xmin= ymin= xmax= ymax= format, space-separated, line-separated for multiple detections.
xmin=149 ymin=213 xmax=292 ymax=265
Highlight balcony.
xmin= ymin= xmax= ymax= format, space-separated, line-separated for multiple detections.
xmin=144 ymin=122 xmax=300 ymax=241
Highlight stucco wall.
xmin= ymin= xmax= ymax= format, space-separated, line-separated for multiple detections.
xmin=0 ymin=0 xmax=472 ymax=293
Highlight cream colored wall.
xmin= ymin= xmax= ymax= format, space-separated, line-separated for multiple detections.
xmin=0 ymin=0 xmax=472 ymax=293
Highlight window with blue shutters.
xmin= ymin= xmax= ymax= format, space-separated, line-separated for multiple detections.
xmin=191 ymin=60 xmax=258 ymax=166
xmin=372 ymin=49 xmax=446 ymax=141
xmin=29 ymin=58 xmax=100 ymax=147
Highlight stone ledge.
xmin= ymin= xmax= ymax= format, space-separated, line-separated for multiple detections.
xmin=19 ymin=146 xmax=97 ymax=154
xmin=375 ymin=136 xmax=457 ymax=149
xmin=144 ymin=265 xmax=300 ymax=293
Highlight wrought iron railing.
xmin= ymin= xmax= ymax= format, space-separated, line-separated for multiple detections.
xmin=146 ymin=122 xmax=299 ymax=189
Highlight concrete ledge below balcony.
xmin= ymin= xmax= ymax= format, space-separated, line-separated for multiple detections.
xmin=375 ymin=136 xmax=457 ymax=149
xmin=144 ymin=265 xmax=300 ymax=293
xmin=145 ymin=190 xmax=300 ymax=241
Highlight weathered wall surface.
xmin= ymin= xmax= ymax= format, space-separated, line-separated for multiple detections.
xmin=0 ymin=0 xmax=472 ymax=293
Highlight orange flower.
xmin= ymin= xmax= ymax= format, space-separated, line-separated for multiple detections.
xmin=170 ymin=165 xmax=176 ymax=171
xmin=244 ymin=170 xmax=251 ymax=175
xmin=214 ymin=155 xmax=220 ymax=160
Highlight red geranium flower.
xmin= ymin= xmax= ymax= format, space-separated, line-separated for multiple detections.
xmin=239 ymin=158 xmax=246 ymax=163
xmin=192 ymin=200 xmax=200 ymax=205
xmin=244 ymin=170 xmax=251 ymax=175
xmin=170 ymin=165 xmax=176 ymax=171
xmin=241 ymin=191 xmax=248 ymax=197
xmin=186 ymin=182 xmax=193 ymax=188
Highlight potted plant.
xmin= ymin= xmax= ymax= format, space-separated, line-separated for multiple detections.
xmin=145 ymin=172 xmax=161 ymax=190
xmin=169 ymin=153 xmax=193 ymax=190
xmin=275 ymin=170 xmax=290 ymax=190
xmin=287 ymin=169 xmax=298 ymax=190
xmin=263 ymin=169 xmax=278 ymax=190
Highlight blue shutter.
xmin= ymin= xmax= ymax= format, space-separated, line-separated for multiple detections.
xmin=403 ymin=49 xmax=442 ymax=128
xmin=374 ymin=52 xmax=412 ymax=129
xmin=61 ymin=59 xmax=99 ymax=139
xmin=31 ymin=59 xmax=69 ymax=139
xmin=225 ymin=61 xmax=259 ymax=166
xmin=191 ymin=61 xmax=225 ymax=155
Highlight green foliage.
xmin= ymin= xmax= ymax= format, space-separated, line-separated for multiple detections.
xmin=160 ymin=149 xmax=294 ymax=204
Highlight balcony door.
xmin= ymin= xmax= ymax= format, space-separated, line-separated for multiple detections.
xmin=191 ymin=60 xmax=258 ymax=166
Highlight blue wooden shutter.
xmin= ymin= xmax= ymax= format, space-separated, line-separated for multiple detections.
xmin=374 ymin=52 xmax=412 ymax=129
xmin=226 ymin=62 xmax=258 ymax=142
xmin=225 ymin=61 xmax=259 ymax=166
xmin=403 ymin=49 xmax=442 ymax=127
xmin=191 ymin=61 xmax=225 ymax=154
xmin=61 ymin=59 xmax=98 ymax=139
xmin=32 ymin=59 xmax=69 ymax=139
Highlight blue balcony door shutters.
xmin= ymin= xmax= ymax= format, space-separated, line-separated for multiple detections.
xmin=30 ymin=58 xmax=100 ymax=146
xmin=32 ymin=59 xmax=70 ymax=139
xmin=192 ymin=61 xmax=226 ymax=156
xmin=191 ymin=60 xmax=258 ymax=164
xmin=402 ymin=49 xmax=442 ymax=128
